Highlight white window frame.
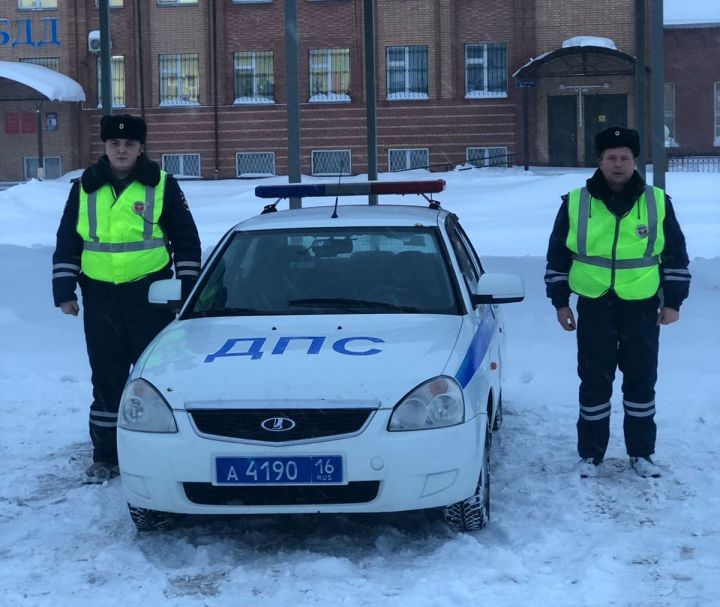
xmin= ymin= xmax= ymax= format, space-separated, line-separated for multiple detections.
xmin=97 ymin=55 xmax=126 ymax=108
xmin=715 ymin=82 xmax=720 ymax=147
xmin=157 ymin=0 xmax=198 ymax=5
xmin=159 ymin=54 xmax=200 ymax=107
xmin=18 ymin=0 xmax=57 ymax=9
xmin=465 ymin=43 xmax=508 ymax=99
xmin=19 ymin=57 xmax=60 ymax=71
xmin=311 ymin=149 xmax=352 ymax=176
xmin=94 ymin=0 xmax=123 ymax=7
xmin=466 ymin=147 xmax=509 ymax=168
xmin=162 ymin=153 xmax=202 ymax=178
xmin=388 ymin=148 xmax=429 ymax=172
xmin=309 ymin=48 xmax=351 ymax=103
xmin=236 ymin=152 xmax=276 ymax=177
xmin=386 ymin=45 xmax=429 ymax=100
xmin=24 ymin=156 xmax=61 ymax=179
xmin=233 ymin=51 xmax=275 ymax=104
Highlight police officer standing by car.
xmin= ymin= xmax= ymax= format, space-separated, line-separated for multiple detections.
xmin=545 ymin=126 xmax=690 ymax=479
xmin=52 ymin=114 xmax=201 ymax=483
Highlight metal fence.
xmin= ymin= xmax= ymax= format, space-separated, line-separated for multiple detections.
xmin=668 ymin=155 xmax=720 ymax=173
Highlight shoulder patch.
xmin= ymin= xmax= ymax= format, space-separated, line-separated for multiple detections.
xmin=179 ymin=190 xmax=189 ymax=210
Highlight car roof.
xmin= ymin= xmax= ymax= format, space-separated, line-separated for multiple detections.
xmin=233 ymin=204 xmax=450 ymax=232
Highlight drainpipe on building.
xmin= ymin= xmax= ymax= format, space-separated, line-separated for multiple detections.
xmin=634 ymin=0 xmax=647 ymax=179
xmin=211 ymin=0 xmax=220 ymax=179
xmin=134 ymin=0 xmax=146 ymax=122
xmin=285 ymin=0 xmax=302 ymax=209
xmin=35 ymin=102 xmax=44 ymax=179
xmin=364 ymin=0 xmax=378 ymax=204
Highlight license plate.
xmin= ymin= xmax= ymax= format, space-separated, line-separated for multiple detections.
xmin=215 ymin=456 xmax=343 ymax=485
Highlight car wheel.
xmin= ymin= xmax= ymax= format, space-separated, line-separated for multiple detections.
xmin=443 ymin=431 xmax=490 ymax=531
xmin=128 ymin=504 xmax=177 ymax=532
xmin=493 ymin=392 xmax=504 ymax=431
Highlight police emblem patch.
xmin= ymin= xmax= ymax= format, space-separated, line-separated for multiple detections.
xmin=636 ymin=225 xmax=649 ymax=238
xmin=133 ymin=201 xmax=146 ymax=214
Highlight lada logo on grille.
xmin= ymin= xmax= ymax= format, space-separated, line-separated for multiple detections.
xmin=260 ymin=417 xmax=297 ymax=432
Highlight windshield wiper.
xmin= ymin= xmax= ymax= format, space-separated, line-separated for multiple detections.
xmin=188 ymin=307 xmax=274 ymax=318
xmin=287 ymin=297 xmax=421 ymax=313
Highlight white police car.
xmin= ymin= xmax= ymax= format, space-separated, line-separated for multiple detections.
xmin=117 ymin=180 xmax=524 ymax=532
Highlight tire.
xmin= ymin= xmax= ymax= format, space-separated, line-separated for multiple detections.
xmin=128 ymin=504 xmax=177 ymax=532
xmin=492 ymin=392 xmax=503 ymax=432
xmin=443 ymin=431 xmax=490 ymax=532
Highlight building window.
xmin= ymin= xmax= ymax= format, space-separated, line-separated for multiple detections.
xmin=157 ymin=0 xmax=198 ymax=5
xmin=664 ymin=83 xmax=678 ymax=147
xmin=232 ymin=0 xmax=272 ymax=3
xmin=715 ymin=82 xmax=720 ymax=146
xmin=24 ymin=157 xmax=61 ymax=179
xmin=467 ymin=147 xmax=509 ymax=167
xmin=233 ymin=51 xmax=274 ymax=104
xmin=19 ymin=57 xmax=60 ymax=71
xmin=311 ymin=150 xmax=351 ymax=176
xmin=18 ymin=0 xmax=57 ymax=9
xmin=236 ymin=152 xmax=275 ymax=177
xmin=386 ymin=45 xmax=428 ymax=100
xmin=94 ymin=0 xmax=124 ymax=7
xmin=465 ymin=43 xmax=507 ymax=98
xmin=159 ymin=54 xmax=200 ymax=106
xmin=388 ymin=148 xmax=429 ymax=172
xmin=97 ymin=56 xmax=126 ymax=108
xmin=309 ymin=48 xmax=350 ymax=102
xmin=162 ymin=154 xmax=201 ymax=178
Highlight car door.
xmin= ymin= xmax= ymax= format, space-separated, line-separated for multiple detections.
xmin=446 ymin=218 xmax=503 ymax=417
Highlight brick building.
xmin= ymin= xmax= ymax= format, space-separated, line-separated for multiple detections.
xmin=1 ymin=0 xmax=713 ymax=183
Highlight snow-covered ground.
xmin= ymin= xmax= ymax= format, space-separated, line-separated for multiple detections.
xmin=1 ymin=166 xmax=718 ymax=606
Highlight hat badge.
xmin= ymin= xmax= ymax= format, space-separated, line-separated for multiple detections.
xmin=614 ymin=130 xmax=620 ymax=136
xmin=119 ymin=123 xmax=125 ymax=130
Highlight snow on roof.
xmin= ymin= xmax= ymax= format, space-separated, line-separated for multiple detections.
xmin=0 ymin=61 xmax=85 ymax=102
xmin=562 ymin=36 xmax=617 ymax=50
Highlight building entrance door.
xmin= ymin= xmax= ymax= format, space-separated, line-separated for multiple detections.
xmin=583 ymin=94 xmax=628 ymax=166
xmin=548 ymin=96 xmax=578 ymax=166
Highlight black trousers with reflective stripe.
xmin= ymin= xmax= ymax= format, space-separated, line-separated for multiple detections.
xmin=81 ymin=276 xmax=174 ymax=464
xmin=575 ymin=292 xmax=660 ymax=460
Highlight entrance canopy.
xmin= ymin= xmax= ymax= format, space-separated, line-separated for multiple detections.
xmin=513 ymin=37 xmax=639 ymax=83
xmin=0 ymin=60 xmax=85 ymax=102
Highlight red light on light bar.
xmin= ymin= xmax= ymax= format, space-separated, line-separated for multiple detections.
xmin=370 ymin=180 xmax=445 ymax=195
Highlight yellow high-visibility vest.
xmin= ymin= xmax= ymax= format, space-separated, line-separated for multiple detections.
xmin=76 ymin=173 xmax=170 ymax=284
xmin=566 ymin=186 xmax=666 ymax=300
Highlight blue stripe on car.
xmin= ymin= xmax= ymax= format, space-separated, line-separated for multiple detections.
xmin=455 ymin=308 xmax=497 ymax=388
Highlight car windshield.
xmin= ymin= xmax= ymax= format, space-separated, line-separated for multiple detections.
xmin=187 ymin=226 xmax=460 ymax=316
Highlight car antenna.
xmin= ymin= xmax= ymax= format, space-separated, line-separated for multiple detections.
xmin=331 ymin=165 xmax=344 ymax=219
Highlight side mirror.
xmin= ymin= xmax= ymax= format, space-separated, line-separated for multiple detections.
xmin=148 ymin=279 xmax=182 ymax=305
xmin=471 ymin=273 xmax=525 ymax=305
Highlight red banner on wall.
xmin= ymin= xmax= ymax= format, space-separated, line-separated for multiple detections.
xmin=21 ymin=112 xmax=36 ymax=134
xmin=5 ymin=113 xmax=20 ymax=134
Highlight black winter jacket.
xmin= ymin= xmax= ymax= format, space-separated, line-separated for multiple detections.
xmin=52 ymin=154 xmax=201 ymax=306
xmin=545 ymin=169 xmax=690 ymax=310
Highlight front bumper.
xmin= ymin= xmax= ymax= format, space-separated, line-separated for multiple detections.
xmin=118 ymin=409 xmax=486 ymax=515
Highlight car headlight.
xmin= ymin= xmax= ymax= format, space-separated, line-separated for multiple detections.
xmin=388 ymin=376 xmax=465 ymax=431
xmin=119 ymin=379 xmax=177 ymax=433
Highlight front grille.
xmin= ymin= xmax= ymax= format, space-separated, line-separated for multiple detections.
xmin=183 ymin=481 xmax=380 ymax=506
xmin=188 ymin=408 xmax=373 ymax=442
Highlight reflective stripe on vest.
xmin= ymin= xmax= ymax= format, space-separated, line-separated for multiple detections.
xmin=566 ymin=185 xmax=666 ymax=300
xmin=77 ymin=173 xmax=170 ymax=284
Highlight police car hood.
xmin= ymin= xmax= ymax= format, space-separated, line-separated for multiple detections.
xmin=135 ymin=315 xmax=464 ymax=409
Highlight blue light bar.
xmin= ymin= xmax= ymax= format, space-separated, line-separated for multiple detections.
xmin=255 ymin=180 xmax=445 ymax=199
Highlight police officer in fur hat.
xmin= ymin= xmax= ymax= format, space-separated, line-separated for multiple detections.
xmin=544 ymin=126 xmax=690 ymax=479
xmin=52 ymin=114 xmax=201 ymax=483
